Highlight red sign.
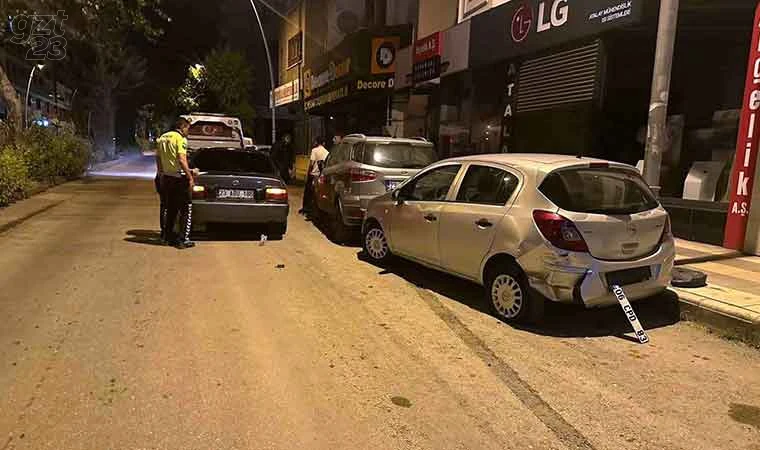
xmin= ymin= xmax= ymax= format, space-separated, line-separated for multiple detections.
xmin=724 ymin=2 xmax=760 ymax=250
xmin=414 ymin=32 xmax=442 ymax=63
xmin=511 ymin=4 xmax=533 ymax=43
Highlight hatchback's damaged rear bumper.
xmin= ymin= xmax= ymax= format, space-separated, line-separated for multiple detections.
xmin=521 ymin=241 xmax=675 ymax=308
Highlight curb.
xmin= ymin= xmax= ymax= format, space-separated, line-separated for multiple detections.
xmin=0 ymin=200 xmax=64 ymax=235
xmin=674 ymin=288 xmax=760 ymax=348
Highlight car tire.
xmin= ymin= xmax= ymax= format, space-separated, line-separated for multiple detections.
xmin=362 ymin=222 xmax=392 ymax=264
xmin=268 ymin=222 xmax=287 ymax=238
xmin=331 ymin=199 xmax=352 ymax=244
xmin=313 ymin=205 xmax=327 ymax=225
xmin=484 ymin=264 xmax=543 ymax=324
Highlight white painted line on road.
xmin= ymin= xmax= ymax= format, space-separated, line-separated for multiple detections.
xmin=612 ymin=285 xmax=650 ymax=345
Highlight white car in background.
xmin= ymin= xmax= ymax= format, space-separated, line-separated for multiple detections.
xmin=362 ymin=154 xmax=675 ymax=323
xmin=181 ymin=113 xmax=253 ymax=152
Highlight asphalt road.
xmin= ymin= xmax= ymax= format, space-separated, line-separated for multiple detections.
xmin=1 ymin=165 xmax=760 ymax=450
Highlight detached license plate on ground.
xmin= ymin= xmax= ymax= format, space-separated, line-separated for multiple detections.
xmin=606 ymin=267 xmax=651 ymax=287
xmin=217 ymin=189 xmax=255 ymax=200
xmin=385 ymin=181 xmax=400 ymax=191
xmin=611 ymin=285 xmax=650 ymax=344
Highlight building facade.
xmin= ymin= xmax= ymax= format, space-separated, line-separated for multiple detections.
xmin=0 ymin=50 xmax=73 ymax=126
xmin=273 ymin=0 xmax=418 ymax=155
xmin=273 ymin=0 xmax=760 ymax=251
xmin=391 ymin=0 xmax=759 ymax=251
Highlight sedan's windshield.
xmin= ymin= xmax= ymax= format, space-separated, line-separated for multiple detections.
xmin=363 ymin=143 xmax=438 ymax=169
xmin=192 ymin=149 xmax=276 ymax=175
xmin=539 ymin=167 xmax=659 ymax=214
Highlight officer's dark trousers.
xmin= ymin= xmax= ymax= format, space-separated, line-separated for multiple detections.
xmin=155 ymin=175 xmax=167 ymax=238
xmin=162 ymin=175 xmax=192 ymax=243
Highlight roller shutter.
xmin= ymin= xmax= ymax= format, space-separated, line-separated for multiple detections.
xmin=517 ymin=41 xmax=602 ymax=113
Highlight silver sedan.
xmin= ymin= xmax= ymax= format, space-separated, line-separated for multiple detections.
xmin=361 ymin=154 xmax=675 ymax=323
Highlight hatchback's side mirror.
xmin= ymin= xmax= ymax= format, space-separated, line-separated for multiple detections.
xmin=393 ymin=190 xmax=405 ymax=204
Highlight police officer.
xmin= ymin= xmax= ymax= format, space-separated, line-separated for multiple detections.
xmin=156 ymin=118 xmax=196 ymax=249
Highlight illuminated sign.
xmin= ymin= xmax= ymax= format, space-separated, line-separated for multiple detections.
xmin=724 ymin=3 xmax=760 ymax=249
xmin=303 ymin=58 xmax=351 ymax=98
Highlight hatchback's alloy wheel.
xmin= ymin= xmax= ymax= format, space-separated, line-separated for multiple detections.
xmin=491 ymin=274 xmax=524 ymax=319
xmin=365 ymin=228 xmax=389 ymax=261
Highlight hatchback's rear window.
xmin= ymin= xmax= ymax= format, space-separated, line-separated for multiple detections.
xmin=192 ymin=150 xmax=276 ymax=175
xmin=363 ymin=144 xmax=437 ymax=169
xmin=539 ymin=167 xmax=659 ymax=214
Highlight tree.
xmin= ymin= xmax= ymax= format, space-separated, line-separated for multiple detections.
xmin=172 ymin=49 xmax=256 ymax=130
xmin=0 ymin=1 xmax=54 ymax=130
xmin=65 ymin=0 xmax=167 ymax=160
xmin=0 ymin=0 xmax=167 ymax=159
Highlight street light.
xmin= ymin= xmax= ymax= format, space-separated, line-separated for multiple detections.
xmin=25 ymin=64 xmax=44 ymax=128
xmin=248 ymin=0 xmax=276 ymax=144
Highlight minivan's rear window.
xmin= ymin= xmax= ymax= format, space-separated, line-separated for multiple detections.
xmin=363 ymin=144 xmax=437 ymax=169
xmin=193 ymin=150 xmax=276 ymax=174
xmin=539 ymin=167 xmax=659 ymax=214
xmin=188 ymin=121 xmax=235 ymax=138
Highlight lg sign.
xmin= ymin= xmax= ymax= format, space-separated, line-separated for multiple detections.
xmin=510 ymin=0 xmax=569 ymax=43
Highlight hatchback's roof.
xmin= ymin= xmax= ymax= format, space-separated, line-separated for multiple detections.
xmin=444 ymin=153 xmax=634 ymax=172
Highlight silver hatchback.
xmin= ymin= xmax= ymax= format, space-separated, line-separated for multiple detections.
xmin=362 ymin=154 xmax=675 ymax=323
xmin=314 ymin=134 xmax=437 ymax=242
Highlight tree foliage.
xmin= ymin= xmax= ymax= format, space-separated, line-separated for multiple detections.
xmin=0 ymin=0 xmax=168 ymax=159
xmin=173 ymin=50 xmax=255 ymax=127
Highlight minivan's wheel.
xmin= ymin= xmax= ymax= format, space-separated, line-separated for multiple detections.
xmin=331 ymin=199 xmax=352 ymax=244
xmin=485 ymin=265 xmax=543 ymax=324
xmin=363 ymin=223 xmax=392 ymax=264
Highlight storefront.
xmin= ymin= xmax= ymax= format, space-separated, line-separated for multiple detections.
xmin=301 ymin=27 xmax=411 ymax=138
xmin=465 ymin=0 xmax=648 ymax=157
xmin=393 ymin=20 xmax=472 ymax=155
xmin=428 ymin=0 xmax=758 ymax=247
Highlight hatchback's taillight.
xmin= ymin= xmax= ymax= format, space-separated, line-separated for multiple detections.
xmin=265 ymin=187 xmax=288 ymax=203
xmin=532 ymin=210 xmax=589 ymax=253
xmin=192 ymin=185 xmax=206 ymax=200
xmin=659 ymin=215 xmax=673 ymax=244
xmin=350 ymin=168 xmax=377 ymax=182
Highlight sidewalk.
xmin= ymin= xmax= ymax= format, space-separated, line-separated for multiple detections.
xmin=674 ymin=238 xmax=760 ymax=347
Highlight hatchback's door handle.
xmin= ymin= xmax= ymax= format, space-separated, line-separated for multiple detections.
xmin=476 ymin=218 xmax=493 ymax=228
xmin=424 ymin=214 xmax=438 ymax=222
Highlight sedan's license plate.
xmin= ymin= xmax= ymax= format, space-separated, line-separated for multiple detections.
xmin=217 ymin=189 xmax=255 ymax=200
xmin=386 ymin=181 xmax=400 ymax=191
xmin=606 ymin=267 xmax=651 ymax=287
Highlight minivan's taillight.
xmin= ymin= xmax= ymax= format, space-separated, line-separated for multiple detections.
xmin=265 ymin=187 xmax=288 ymax=203
xmin=192 ymin=185 xmax=206 ymax=200
xmin=659 ymin=215 xmax=673 ymax=244
xmin=532 ymin=210 xmax=589 ymax=253
xmin=350 ymin=168 xmax=377 ymax=182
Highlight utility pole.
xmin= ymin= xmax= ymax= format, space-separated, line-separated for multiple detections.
xmin=248 ymin=0 xmax=277 ymax=145
xmin=643 ymin=0 xmax=680 ymax=195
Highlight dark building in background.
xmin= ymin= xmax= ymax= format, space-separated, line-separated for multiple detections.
xmin=0 ymin=49 xmax=73 ymax=127
xmin=273 ymin=0 xmax=419 ymax=155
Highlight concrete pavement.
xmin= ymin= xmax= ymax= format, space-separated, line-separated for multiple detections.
xmin=0 ymin=166 xmax=760 ymax=449
xmin=87 ymin=152 xmax=157 ymax=179
xmin=674 ymin=239 xmax=760 ymax=346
